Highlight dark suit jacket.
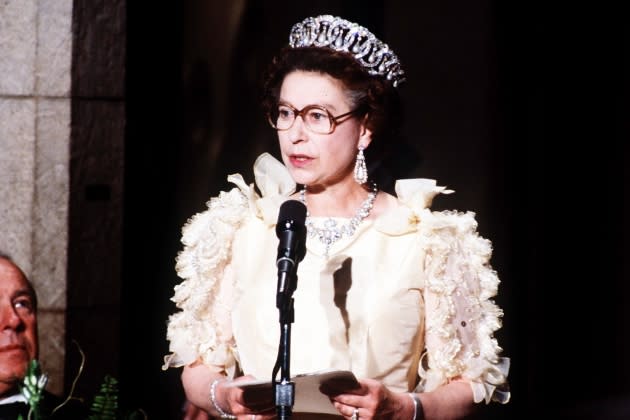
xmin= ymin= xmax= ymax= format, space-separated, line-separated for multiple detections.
xmin=0 ymin=391 xmax=89 ymax=420
xmin=0 ymin=400 xmax=29 ymax=420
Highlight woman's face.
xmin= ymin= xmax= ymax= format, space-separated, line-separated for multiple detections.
xmin=277 ymin=70 xmax=371 ymax=189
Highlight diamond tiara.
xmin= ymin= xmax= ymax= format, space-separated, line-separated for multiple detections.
xmin=288 ymin=15 xmax=406 ymax=87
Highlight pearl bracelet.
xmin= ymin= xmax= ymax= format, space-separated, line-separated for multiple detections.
xmin=408 ymin=392 xmax=424 ymax=420
xmin=210 ymin=378 xmax=236 ymax=419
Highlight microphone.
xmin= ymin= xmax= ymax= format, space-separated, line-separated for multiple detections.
xmin=275 ymin=200 xmax=307 ymax=305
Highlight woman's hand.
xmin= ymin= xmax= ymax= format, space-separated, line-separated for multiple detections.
xmin=218 ymin=375 xmax=276 ymax=419
xmin=325 ymin=378 xmax=414 ymax=420
xmin=325 ymin=377 xmax=476 ymax=420
xmin=182 ymin=363 xmax=276 ymax=419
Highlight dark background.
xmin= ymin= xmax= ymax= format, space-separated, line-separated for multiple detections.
xmin=118 ymin=1 xmax=628 ymax=419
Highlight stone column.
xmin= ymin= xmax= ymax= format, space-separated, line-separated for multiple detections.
xmin=0 ymin=0 xmax=73 ymax=395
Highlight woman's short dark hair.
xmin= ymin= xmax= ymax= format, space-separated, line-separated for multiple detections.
xmin=261 ymin=46 xmax=403 ymax=165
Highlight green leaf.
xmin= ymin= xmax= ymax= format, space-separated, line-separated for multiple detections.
xmin=88 ymin=375 xmax=119 ymax=420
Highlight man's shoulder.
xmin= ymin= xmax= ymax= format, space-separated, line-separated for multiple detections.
xmin=0 ymin=399 xmax=29 ymax=420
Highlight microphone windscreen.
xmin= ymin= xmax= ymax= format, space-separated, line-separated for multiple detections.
xmin=276 ymin=200 xmax=307 ymax=236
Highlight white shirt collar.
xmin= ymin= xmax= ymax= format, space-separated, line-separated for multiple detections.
xmin=0 ymin=393 xmax=27 ymax=405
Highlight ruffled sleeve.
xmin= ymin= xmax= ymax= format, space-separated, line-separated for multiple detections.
xmin=162 ymin=153 xmax=295 ymax=377
xmin=379 ymin=179 xmax=510 ymax=404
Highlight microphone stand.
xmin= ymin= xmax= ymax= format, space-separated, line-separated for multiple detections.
xmin=273 ymin=268 xmax=297 ymax=419
xmin=272 ymin=200 xmax=306 ymax=420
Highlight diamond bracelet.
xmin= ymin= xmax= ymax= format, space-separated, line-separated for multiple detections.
xmin=210 ymin=378 xmax=236 ymax=419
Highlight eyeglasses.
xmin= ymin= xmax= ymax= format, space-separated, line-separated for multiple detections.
xmin=267 ymin=102 xmax=360 ymax=134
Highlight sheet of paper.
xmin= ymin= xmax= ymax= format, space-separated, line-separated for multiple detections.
xmin=225 ymin=369 xmax=360 ymax=415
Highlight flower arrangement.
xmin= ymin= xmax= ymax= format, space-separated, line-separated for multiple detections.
xmin=19 ymin=360 xmax=47 ymax=420
xmin=18 ymin=343 xmax=146 ymax=420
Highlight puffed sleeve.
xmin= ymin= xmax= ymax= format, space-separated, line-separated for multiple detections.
xmin=162 ymin=178 xmax=251 ymax=378
xmin=418 ymin=209 xmax=510 ymax=404
xmin=378 ymin=178 xmax=510 ymax=404
xmin=162 ymin=153 xmax=296 ymax=378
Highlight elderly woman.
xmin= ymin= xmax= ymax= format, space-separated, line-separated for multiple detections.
xmin=164 ymin=15 xmax=510 ymax=420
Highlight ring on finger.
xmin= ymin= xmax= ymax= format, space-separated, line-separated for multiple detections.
xmin=351 ymin=407 xmax=359 ymax=420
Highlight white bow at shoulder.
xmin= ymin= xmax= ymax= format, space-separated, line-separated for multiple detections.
xmin=375 ymin=178 xmax=453 ymax=235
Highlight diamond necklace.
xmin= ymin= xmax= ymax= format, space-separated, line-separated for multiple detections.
xmin=299 ymin=183 xmax=378 ymax=256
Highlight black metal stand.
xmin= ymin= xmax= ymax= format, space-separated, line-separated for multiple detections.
xmin=272 ymin=200 xmax=306 ymax=420
xmin=273 ymin=272 xmax=297 ymax=419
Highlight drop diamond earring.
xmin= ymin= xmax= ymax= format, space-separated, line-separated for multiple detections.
xmin=354 ymin=146 xmax=368 ymax=185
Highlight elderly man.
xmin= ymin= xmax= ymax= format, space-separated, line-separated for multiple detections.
xmin=0 ymin=253 xmax=38 ymax=418
xmin=0 ymin=253 xmax=87 ymax=419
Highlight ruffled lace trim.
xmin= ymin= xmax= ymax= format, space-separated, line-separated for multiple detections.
xmin=163 ymin=154 xmax=294 ymax=376
xmin=378 ymin=179 xmax=510 ymax=404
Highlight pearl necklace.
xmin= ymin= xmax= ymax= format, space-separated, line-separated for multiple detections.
xmin=299 ymin=183 xmax=378 ymax=256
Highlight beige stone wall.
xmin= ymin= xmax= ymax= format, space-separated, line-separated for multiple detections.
xmin=0 ymin=0 xmax=73 ymax=396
